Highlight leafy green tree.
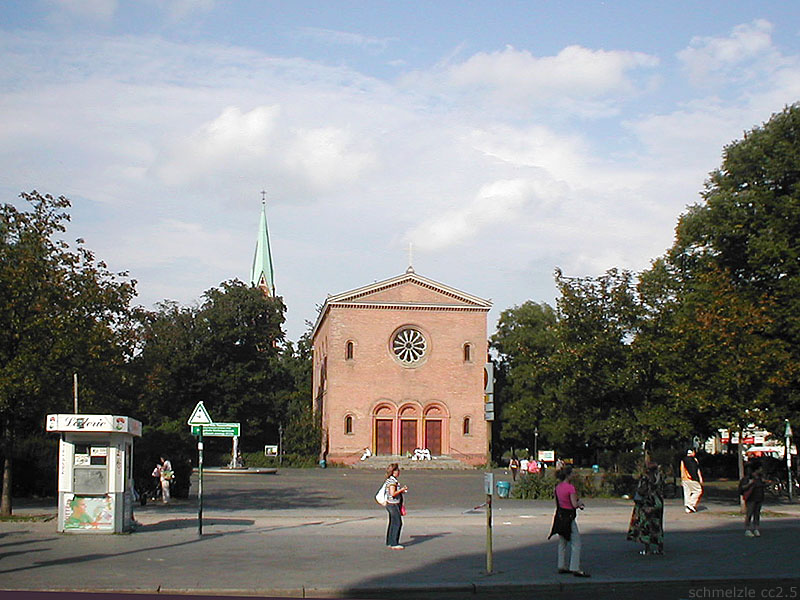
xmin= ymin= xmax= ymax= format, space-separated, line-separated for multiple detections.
xmin=668 ymin=103 xmax=800 ymax=436
xmin=131 ymin=281 xmax=287 ymax=455
xmin=275 ymin=329 xmax=318 ymax=455
xmin=0 ymin=192 xmax=136 ymax=515
xmin=631 ymin=258 xmax=698 ymax=446
xmin=551 ymin=268 xmax=642 ymax=459
xmin=491 ymin=301 xmax=557 ymax=454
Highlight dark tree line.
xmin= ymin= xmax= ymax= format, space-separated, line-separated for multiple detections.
xmin=492 ymin=104 xmax=800 ymax=470
xmin=0 ymin=192 xmax=314 ymax=514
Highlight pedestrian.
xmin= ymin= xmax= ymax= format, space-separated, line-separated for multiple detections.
xmin=627 ymin=461 xmax=665 ymax=555
xmin=520 ymin=457 xmax=529 ymax=473
xmin=509 ymin=456 xmax=520 ymax=481
xmin=739 ymin=463 xmax=765 ymax=537
xmin=150 ymin=460 xmax=163 ymax=501
xmin=159 ymin=456 xmax=173 ymax=504
xmin=680 ymin=449 xmax=703 ymax=513
xmin=548 ymin=466 xmax=590 ymax=577
xmin=382 ymin=463 xmax=408 ymax=549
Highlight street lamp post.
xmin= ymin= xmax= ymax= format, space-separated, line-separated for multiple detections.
xmin=534 ymin=427 xmax=539 ymax=463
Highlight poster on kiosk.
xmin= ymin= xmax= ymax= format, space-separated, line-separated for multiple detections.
xmin=46 ymin=414 xmax=142 ymax=533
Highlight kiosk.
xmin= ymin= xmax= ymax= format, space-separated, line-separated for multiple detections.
xmin=46 ymin=414 xmax=142 ymax=533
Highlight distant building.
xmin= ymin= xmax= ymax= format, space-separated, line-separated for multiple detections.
xmin=250 ymin=199 xmax=275 ymax=297
xmin=311 ymin=268 xmax=492 ymax=466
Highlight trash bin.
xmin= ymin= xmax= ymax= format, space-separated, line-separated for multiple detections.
xmin=496 ymin=481 xmax=511 ymax=498
xmin=592 ymin=464 xmax=600 ymax=473
xmin=318 ymin=459 xmax=327 ymax=468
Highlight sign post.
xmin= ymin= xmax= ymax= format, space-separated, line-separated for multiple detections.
xmin=483 ymin=363 xmax=495 ymax=575
xmin=786 ymin=419 xmax=794 ymax=502
xmin=197 ymin=428 xmax=204 ymax=536
xmin=484 ymin=472 xmax=494 ymax=574
xmin=188 ymin=401 xmax=213 ymax=536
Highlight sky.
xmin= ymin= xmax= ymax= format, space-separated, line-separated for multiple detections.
xmin=2 ymin=1 xmax=799 ymax=343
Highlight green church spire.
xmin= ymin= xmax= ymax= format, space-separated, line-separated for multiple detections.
xmin=251 ymin=192 xmax=275 ymax=296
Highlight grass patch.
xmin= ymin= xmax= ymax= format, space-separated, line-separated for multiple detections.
xmin=0 ymin=513 xmax=56 ymax=522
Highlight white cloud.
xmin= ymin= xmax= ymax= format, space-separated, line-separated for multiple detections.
xmin=155 ymin=106 xmax=375 ymax=196
xmin=156 ymin=105 xmax=281 ymax=186
xmin=296 ymin=27 xmax=392 ymax=52
xmin=445 ymin=45 xmax=659 ymax=101
xmin=678 ymin=20 xmax=778 ymax=85
xmin=1 ymin=17 xmax=799 ymax=341
xmin=407 ymin=178 xmax=560 ymax=251
xmin=45 ymin=0 xmax=117 ymax=22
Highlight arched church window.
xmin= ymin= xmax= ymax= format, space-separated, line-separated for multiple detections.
xmin=463 ymin=343 xmax=472 ymax=362
xmin=345 ymin=341 xmax=354 ymax=361
xmin=344 ymin=415 xmax=353 ymax=435
xmin=391 ymin=327 xmax=427 ymax=365
xmin=463 ymin=417 xmax=471 ymax=436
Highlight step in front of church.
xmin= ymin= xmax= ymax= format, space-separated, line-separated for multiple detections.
xmin=347 ymin=455 xmax=476 ymax=469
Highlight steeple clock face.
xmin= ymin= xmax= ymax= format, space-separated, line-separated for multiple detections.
xmin=391 ymin=327 xmax=427 ymax=365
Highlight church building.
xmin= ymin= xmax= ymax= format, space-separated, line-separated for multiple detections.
xmin=311 ymin=268 xmax=492 ymax=466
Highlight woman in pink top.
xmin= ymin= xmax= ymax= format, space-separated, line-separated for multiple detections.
xmin=548 ymin=466 xmax=589 ymax=577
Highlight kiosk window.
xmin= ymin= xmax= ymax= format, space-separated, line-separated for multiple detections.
xmin=90 ymin=446 xmax=108 ymax=465
xmin=74 ymin=444 xmax=90 ymax=466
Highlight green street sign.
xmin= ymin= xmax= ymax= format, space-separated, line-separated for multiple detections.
xmin=191 ymin=422 xmax=240 ymax=437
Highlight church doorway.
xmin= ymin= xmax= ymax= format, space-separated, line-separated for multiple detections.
xmin=375 ymin=419 xmax=393 ymax=455
xmin=400 ymin=420 xmax=417 ymax=455
xmin=425 ymin=420 xmax=442 ymax=456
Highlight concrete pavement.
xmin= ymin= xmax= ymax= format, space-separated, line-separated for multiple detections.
xmin=3 ymin=469 xmax=800 ymax=599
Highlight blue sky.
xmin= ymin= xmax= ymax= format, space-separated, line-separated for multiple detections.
xmin=2 ymin=1 xmax=799 ymax=342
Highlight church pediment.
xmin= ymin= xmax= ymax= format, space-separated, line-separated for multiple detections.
xmin=311 ymin=271 xmax=491 ymax=340
xmin=327 ymin=272 xmax=491 ymax=308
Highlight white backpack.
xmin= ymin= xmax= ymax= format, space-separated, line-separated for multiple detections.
xmin=375 ymin=483 xmax=388 ymax=506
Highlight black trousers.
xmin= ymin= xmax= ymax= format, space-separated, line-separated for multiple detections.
xmin=745 ymin=500 xmax=762 ymax=529
xmin=386 ymin=503 xmax=402 ymax=546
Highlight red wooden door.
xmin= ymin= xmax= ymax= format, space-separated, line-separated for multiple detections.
xmin=376 ymin=419 xmax=393 ymax=455
xmin=425 ymin=420 xmax=442 ymax=455
xmin=400 ymin=420 xmax=417 ymax=455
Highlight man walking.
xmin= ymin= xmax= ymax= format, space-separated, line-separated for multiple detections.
xmin=681 ymin=449 xmax=703 ymax=513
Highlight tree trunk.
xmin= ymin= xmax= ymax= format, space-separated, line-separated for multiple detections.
xmin=1 ymin=454 xmax=11 ymax=517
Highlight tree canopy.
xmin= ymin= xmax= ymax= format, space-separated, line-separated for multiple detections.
xmin=493 ymin=104 xmax=800 ymax=464
xmin=0 ymin=191 xmax=137 ymax=514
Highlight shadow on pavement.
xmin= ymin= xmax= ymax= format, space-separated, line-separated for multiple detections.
xmin=404 ymin=533 xmax=451 ymax=547
xmin=0 ymin=531 xmax=224 ymax=576
xmin=140 ymin=517 xmax=255 ymax=532
xmin=344 ymin=519 xmax=800 ymax=600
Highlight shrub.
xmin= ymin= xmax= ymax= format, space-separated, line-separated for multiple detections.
xmin=511 ymin=471 xmax=556 ymax=499
xmin=242 ymin=451 xmax=318 ymax=468
xmin=602 ymin=472 xmax=637 ymax=497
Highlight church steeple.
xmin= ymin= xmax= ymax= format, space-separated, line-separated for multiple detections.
xmin=251 ymin=192 xmax=275 ymax=297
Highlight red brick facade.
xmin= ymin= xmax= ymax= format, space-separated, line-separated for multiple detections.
xmin=311 ymin=270 xmax=491 ymax=466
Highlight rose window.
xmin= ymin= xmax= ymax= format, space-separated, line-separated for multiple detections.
xmin=392 ymin=328 xmax=427 ymax=364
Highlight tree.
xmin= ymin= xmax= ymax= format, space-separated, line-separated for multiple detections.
xmin=668 ymin=103 xmax=800 ymax=436
xmin=131 ymin=280 xmax=293 ymax=465
xmin=551 ymin=268 xmax=642 ymax=459
xmin=491 ymin=301 xmax=558 ymax=454
xmin=0 ymin=192 xmax=136 ymax=515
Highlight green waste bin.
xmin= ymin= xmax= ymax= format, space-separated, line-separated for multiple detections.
xmin=496 ymin=481 xmax=511 ymax=498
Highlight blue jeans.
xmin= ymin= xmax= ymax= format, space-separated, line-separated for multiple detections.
xmin=386 ymin=503 xmax=402 ymax=546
